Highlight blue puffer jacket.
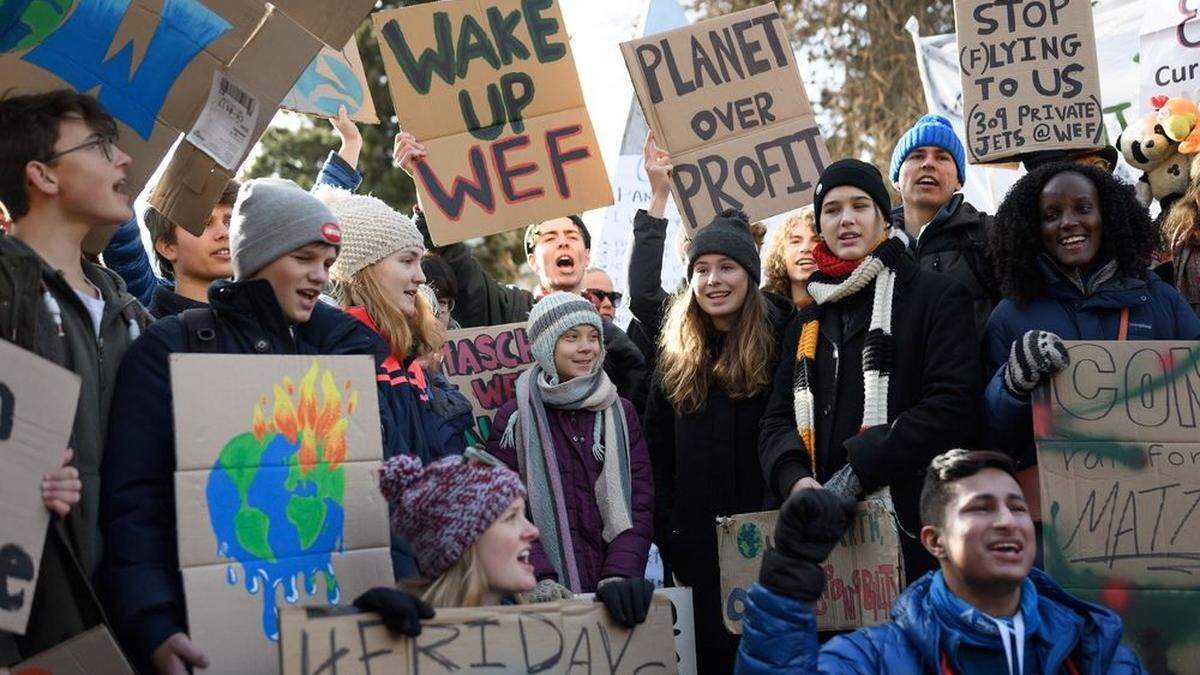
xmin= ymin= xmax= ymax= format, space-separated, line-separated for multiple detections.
xmin=736 ymin=570 xmax=1145 ymax=674
xmin=101 ymin=152 xmax=363 ymax=307
xmin=982 ymin=257 xmax=1200 ymax=466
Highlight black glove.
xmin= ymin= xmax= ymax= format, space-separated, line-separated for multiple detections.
xmin=1003 ymin=330 xmax=1069 ymax=397
xmin=595 ymin=577 xmax=655 ymax=628
xmin=353 ymin=587 xmax=435 ymax=636
xmin=759 ymin=488 xmax=857 ymax=602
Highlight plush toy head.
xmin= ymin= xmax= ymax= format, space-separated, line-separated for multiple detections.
xmin=1152 ymin=95 xmax=1200 ymax=153
xmin=1116 ymin=112 xmax=1177 ymax=170
xmin=1146 ymin=151 xmax=1193 ymax=202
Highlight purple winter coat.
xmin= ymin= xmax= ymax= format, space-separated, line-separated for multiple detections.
xmin=486 ymin=397 xmax=654 ymax=593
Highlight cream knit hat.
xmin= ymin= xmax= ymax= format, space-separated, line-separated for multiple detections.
xmin=314 ymin=185 xmax=425 ymax=283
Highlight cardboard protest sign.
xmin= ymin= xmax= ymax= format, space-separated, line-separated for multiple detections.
xmin=278 ymin=596 xmax=676 ymax=674
xmin=1035 ymin=341 xmax=1200 ymax=672
xmin=171 ymin=355 xmax=393 ymax=675
xmin=10 ymin=625 xmax=135 ymax=675
xmin=372 ymin=0 xmax=613 ymax=245
xmin=620 ymin=4 xmax=830 ymax=233
xmin=440 ymin=323 xmax=534 ymax=446
xmin=0 ymin=340 xmax=81 ymax=636
xmin=718 ymin=501 xmax=903 ymax=634
xmin=1139 ymin=1 xmax=1200 ymax=108
xmin=282 ymin=38 xmax=379 ymax=124
xmin=579 ymin=587 xmax=697 ymax=675
xmin=953 ymin=0 xmax=1107 ymax=163
xmin=0 ymin=0 xmax=375 ymax=250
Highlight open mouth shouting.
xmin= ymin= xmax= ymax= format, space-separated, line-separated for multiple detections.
xmin=517 ymin=548 xmax=533 ymax=572
xmin=554 ymin=254 xmax=576 ymax=274
xmin=915 ymin=175 xmax=940 ymax=188
xmin=297 ymin=287 xmax=320 ymax=309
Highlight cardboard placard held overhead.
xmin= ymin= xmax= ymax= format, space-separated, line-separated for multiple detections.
xmin=717 ymin=500 xmax=903 ymax=634
xmin=440 ymin=323 xmax=534 ymax=446
xmin=281 ymin=38 xmax=379 ymax=124
xmin=954 ymin=0 xmax=1107 ymax=163
xmin=1138 ymin=0 xmax=1200 ymax=108
xmin=278 ymin=596 xmax=677 ymax=675
xmin=0 ymin=0 xmax=376 ymax=251
xmin=171 ymin=355 xmax=393 ymax=675
xmin=372 ymin=0 xmax=613 ymax=245
xmin=621 ymin=4 xmax=831 ymax=233
xmin=10 ymin=625 xmax=135 ymax=675
xmin=0 ymin=340 xmax=81 ymax=636
xmin=1035 ymin=341 xmax=1200 ymax=671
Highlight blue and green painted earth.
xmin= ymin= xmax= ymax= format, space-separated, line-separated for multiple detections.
xmin=205 ymin=364 xmax=353 ymax=640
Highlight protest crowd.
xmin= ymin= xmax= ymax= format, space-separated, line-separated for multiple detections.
xmin=1 ymin=1 xmax=1200 ymax=674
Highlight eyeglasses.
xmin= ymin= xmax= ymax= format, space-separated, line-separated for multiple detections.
xmin=44 ymin=134 xmax=117 ymax=163
xmin=583 ymin=289 xmax=623 ymax=306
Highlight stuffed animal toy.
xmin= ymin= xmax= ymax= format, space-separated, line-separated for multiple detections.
xmin=1116 ymin=111 xmax=1183 ymax=205
xmin=1151 ymin=95 xmax=1200 ymax=154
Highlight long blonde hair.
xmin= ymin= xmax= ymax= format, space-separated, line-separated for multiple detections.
xmin=762 ymin=207 xmax=816 ymax=297
xmin=657 ymin=285 xmax=777 ymax=414
xmin=1164 ymin=181 xmax=1200 ymax=249
xmin=335 ymin=263 xmax=445 ymax=362
xmin=403 ymin=545 xmax=492 ymax=608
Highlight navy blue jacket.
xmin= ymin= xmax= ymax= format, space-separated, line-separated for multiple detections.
xmin=97 ymin=279 xmax=395 ymax=669
xmin=736 ymin=570 xmax=1145 ymax=674
xmin=982 ymin=258 xmax=1200 ymax=467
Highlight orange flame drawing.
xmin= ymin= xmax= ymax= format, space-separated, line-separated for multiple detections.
xmin=248 ymin=361 xmax=356 ymax=472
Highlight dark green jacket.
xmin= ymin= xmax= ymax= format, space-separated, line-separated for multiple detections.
xmin=0 ymin=233 xmax=149 ymax=663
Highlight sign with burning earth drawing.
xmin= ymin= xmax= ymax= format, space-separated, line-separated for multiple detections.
xmin=171 ymin=355 xmax=393 ymax=675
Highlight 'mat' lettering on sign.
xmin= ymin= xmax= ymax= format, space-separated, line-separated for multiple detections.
xmin=372 ymin=0 xmax=612 ymax=245
xmin=1034 ymin=341 xmax=1200 ymax=670
xmin=621 ymin=3 xmax=830 ymax=233
xmin=953 ymin=0 xmax=1107 ymax=163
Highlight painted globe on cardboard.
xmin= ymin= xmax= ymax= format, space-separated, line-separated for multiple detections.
xmin=205 ymin=362 xmax=355 ymax=641
xmin=0 ymin=0 xmax=75 ymax=54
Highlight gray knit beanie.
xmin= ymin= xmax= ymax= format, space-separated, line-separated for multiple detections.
xmin=313 ymin=185 xmax=425 ymax=284
xmin=526 ymin=292 xmax=605 ymax=384
xmin=230 ymin=178 xmax=342 ymax=280
xmin=687 ymin=209 xmax=761 ymax=283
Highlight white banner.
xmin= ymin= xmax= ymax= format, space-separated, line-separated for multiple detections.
xmin=1140 ymin=1 xmax=1200 ymax=108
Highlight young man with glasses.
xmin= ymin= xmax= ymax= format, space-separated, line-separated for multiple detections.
xmin=0 ymin=90 xmax=151 ymax=663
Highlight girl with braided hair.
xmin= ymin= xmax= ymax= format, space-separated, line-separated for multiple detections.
xmin=759 ymin=159 xmax=980 ymax=586
xmin=982 ymin=162 xmax=1200 ymax=541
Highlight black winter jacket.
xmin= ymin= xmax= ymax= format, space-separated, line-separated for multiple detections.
xmin=0 ymin=234 xmax=150 ymax=663
xmin=97 ymin=279 xmax=393 ymax=669
xmin=415 ymin=210 xmax=648 ymax=411
xmin=759 ymin=255 xmax=980 ymax=580
xmin=891 ymin=195 xmax=998 ymax=341
xmin=643 ymin=291 xmax=794 ymax=675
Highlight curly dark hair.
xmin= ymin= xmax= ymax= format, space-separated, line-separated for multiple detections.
xmin=990 ymin=161 xmax=1155 ymax=303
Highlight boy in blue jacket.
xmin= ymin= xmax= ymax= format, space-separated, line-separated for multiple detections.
xmin=736 ymin=449 xmax=1145 ymax=674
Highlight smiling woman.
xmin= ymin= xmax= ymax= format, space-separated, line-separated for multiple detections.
xmin=981 ymin=162 xmax=1200 ymax=545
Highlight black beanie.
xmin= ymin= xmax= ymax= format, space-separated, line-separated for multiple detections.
xmin=812 ymin=159 xmax=892 ymax=222
xmin=687 ymin=209 xmax=761 ymax=284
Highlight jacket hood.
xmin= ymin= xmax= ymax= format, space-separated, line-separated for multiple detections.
xmin=890 ymin=194 xmax=986 ymax=238
xmin=1036 ymin=255 xmax=1151 ymax=309
xmin=763 ymin=290 xmax=798 ymax=331
xmin=892 ymin=569 xmax=1127 ymax=672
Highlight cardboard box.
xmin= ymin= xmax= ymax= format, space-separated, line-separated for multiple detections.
xmin=170 ymin=354 xmax=393 ymax=675
xmin=372 ymin=0 xmax=613 ymax=244
xmin=278 ymin=596 xmax=677 ymax=674
xmin=439 ymin=323 xmax=534 ymax=446
xmin=282 ymin=38 xmax=379 ymax=124
xmin=0 ymin=340 xmax=81 ymax=635
xmin=621 ymin=3 xmax=830 ymax=232
xmin=1035 ymin=341 xmax=1200 ymax=671
xmin=0 ymin=0 xmax=375 ymax=250
xmin=10 ymin=625 xmax=134 ymax=675
xmin=953 ymin=0 xmax=1107 ymax=163
xmin=717 ymin=499 xmax=903 ymax=634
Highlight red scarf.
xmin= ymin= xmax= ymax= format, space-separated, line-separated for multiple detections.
xmin=811 ymin=239 xmax=866 ymax=278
